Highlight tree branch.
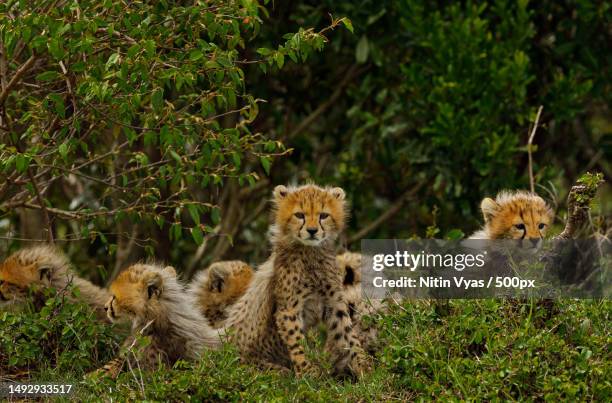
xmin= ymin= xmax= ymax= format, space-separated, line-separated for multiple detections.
xmin=348 ymin=182 xmax=425 ymax=244
xmin=527 ymin=105 xmax=543 ymax=193
xmin=0 ymin=54 xmax=36 ymax=106
xmin=286 ymin=64 xmax=364 ymax=139
xmin=26 ymin=168 xmax=54 ymax=243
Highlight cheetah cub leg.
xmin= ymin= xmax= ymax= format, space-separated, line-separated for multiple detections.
xmin=323 ymin=292 xmax=371 ymax=379
xmin=274 ymin=286 xmax=319 ymax=377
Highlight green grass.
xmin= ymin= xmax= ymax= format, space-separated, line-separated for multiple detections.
xmin=1 ymin=293 xmax=610 ymax=401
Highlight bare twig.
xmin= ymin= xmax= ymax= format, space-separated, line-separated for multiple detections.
xmin=26 ymin=168 xmax=54 ymax=243
xmin=348 ymin=182 xmax=425 ymax=244
xmin=0 ymin=41 xmax=8 ymax=91
xmin=0 ymin=54 xmax=36 ymax=106
xmin=527 ymin=105 xmax=543 ymax=193
xmin=286 ymin=64 xmax=364 ymax=139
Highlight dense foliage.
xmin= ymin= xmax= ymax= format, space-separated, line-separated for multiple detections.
xmin=0 ymin=286 xmax=120 ymax=376
xmin=243 ymin=0 xmax=610 ymax=250
xmin=0 ymin=0 xmax=609 ymax=273
xmin=2 ymin=297 xmax=609 ymax=401
xmin=0 ymin=0 xmax=348 ymax=276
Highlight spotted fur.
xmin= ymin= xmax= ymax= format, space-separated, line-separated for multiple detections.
xmin=188 ymin=260 xmax=254 ymax=328
xmin=0 ymin=245 xmax=109 ymax=318
xmin=470 ymin=190 xmax=554 ymax=245
xmin=224 ymin=184 xmax=370 ymax=378
xmin=99 ymin=263 xmax=223 ymax=377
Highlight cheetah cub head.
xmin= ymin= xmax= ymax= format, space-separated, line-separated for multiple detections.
xmin=105 ymin=264 xmax=177 ymax=324
xmin=0 ymin=245 xmax=69 ymax=306
xmin=479 ymin=190 xmax=554 ymax=246
xmin=272 ymin=184 xmax=347 ymax=246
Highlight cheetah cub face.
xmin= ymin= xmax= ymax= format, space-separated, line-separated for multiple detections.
xmin=272 ymin=184 xmax=346 ymax=246
xmin=105 ymin=264 xmax=176 ymax=323
xmin=480 ymin=190 xmax=553 ymax=246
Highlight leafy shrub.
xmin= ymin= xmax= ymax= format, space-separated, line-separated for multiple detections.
xmin=378 ymin=299 xmax=612 ymax=400
xmin=0 ymin=286 xmax=120 ymax=376
xmin=243 ymin=0 xmax=610 ymax=247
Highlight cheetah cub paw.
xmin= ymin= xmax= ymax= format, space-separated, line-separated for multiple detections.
xmin=295 ymin=362 xmax=322 ymax=378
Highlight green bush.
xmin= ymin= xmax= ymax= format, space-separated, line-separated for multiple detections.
xmin=243 ymin=0 xmax=610 ymax=246
xmin=379 ymin=299 xmax=612 ymax=400
xmin=0 ymin=286 xmax=120 ymax=376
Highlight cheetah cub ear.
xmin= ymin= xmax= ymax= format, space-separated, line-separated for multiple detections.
xmin=330 ymin=187 xmax=345 ymax=200
xmin=163 ymin=266 xmax=176 ymax=277
xmin=146 ymin=273 xmax=163 ymax=299
xmin=480 ymin=197 xmax=500 ymax=224
xmin=273 ymin=185 xmax=290 ymax=200
xmin=207 ymin=265 xmax=229 ymax=293
xmin=38 ymin=265 xmax=54 ymax=283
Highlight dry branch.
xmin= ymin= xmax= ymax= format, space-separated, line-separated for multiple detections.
xmin=286 ymin=64 xmax=364 ymax=139
xmin=348 ymin=182 xmax=425 ymax=244
xmin=0 ymin=54 xmax=36 ymax=106
xmin=527 ymin=105 xmax=543 ymax=193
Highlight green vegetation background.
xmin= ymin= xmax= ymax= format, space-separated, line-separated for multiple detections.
xmin=0 ymin=0 xmax=610 ymax=400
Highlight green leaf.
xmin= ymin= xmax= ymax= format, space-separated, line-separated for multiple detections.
xmin=58 ymin=143 xmax=69 ymax=160
xmin=341 ymin=18 xmax=354 ymax=33
xmin=105 ymin=53 xmax=120 ymax=69
xmin=36 ymin=71 xmax=60 ymax=82
xmin=260 ymin=156 xmax=271 ymax=175
xmin=48 ymin=93 xmax=65 ymax=118
xmin=15 ymin=154 xmax=30 ymax=173
xmin=275 ymin=53 xmax=284 ymax=69
xmin=152 ymin=88 xmax=164 ymax=112
xmin=169 ymin=150 xmax=181 ymax=163
xmin=188 ymin=204 xmax=200 ymax=225
xmin=190 ymin=49 xmax=204 ymax=61
xmin=445 ymin=229 xmax=465 ymax=240
xmin=232 ymin=152 xmax=241 ymax=169
xmin=356 ymin=36 xmax=369 ymax=63
xmin=191 ymin=226 xmax=204 ymax=245
xmin=211 ymin=208 xmax=221 ymax=224
xmin=170 ymin=223 xmax=182 ymax=241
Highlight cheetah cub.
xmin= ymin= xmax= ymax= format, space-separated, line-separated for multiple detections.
xmin=188 ymin=260 xmax=254 ymax=328
xmin=470 ymin=190 xmax=554 ymax=244
xmin=334 ymin=252 xmax=383 ymax=354
xmin=225 ymin=184 xmax=370 ymax=378
xmin=302 ymin=252 xmax=382 ymax=354
xmin=98 ymin=263 xmax=222 ymax=378
xmin=0 ymin=245 xmax=109 ymax=318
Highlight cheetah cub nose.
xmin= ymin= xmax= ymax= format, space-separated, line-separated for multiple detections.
xmin=306 ymin=228 xmax=318 ymax=236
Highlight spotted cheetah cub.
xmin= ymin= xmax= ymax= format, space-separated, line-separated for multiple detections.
xmin=334 ymin=252 xmax=382 ymax=354
xmin=98 ymin=263 xmax=222 ymax=378
xmin=188 ymin=260 xmax=254 ymax=328
xmin=0 ymin=245 xmax=109 ymax=318
xmin=470 ymin=190 xmax=554 ymax=245
xmin=225 ymin=184 xmax=369 ymax=378
xmin=302 ymin=252 xmax=382 ymax=354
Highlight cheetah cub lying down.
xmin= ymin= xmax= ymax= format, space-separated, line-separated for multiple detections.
xmin=188 ymin=260 xmax=254 ymax=328
xmin=469 ymin=190 xmax=553 ymax=243
xmin=0 ymin=245 xmax=109 ymax=318
xmin=98 ymin=263 xmax=223 ymax=378
xmin=224 ymin=184 xmax=370 ymax=378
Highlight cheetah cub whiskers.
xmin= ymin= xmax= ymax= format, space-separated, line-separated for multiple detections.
xmin=470 ymin=190 xmax=554 ymax=245
xmin=98 ymin=263 xmax=223 ymax=378
xmin=225 ymin=184 xmax=370 ymax=378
